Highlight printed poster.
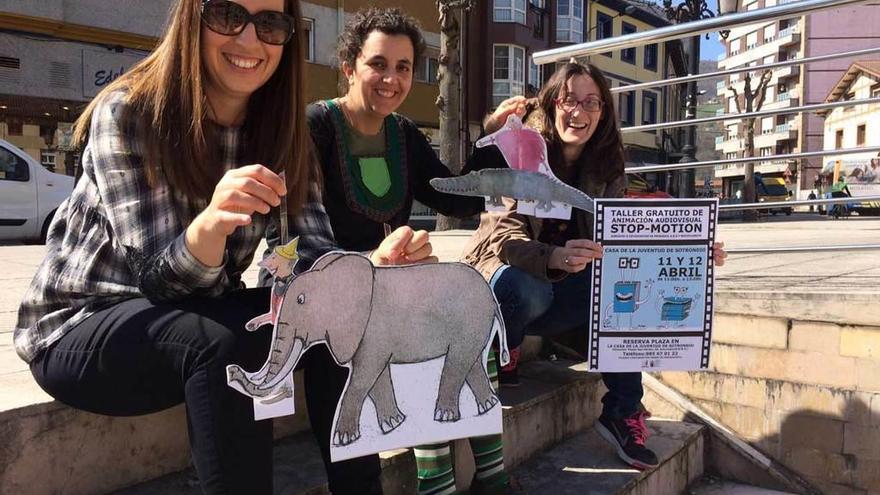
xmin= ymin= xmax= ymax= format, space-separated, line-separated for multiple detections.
xmin=588 ymin=199 xmax=718 ymax=372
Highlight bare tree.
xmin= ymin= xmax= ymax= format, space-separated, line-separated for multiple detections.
xmin=434 ymin=0 xmax=474 ymax=231
xmin=727 ymin=69 xmax=772 ymax=222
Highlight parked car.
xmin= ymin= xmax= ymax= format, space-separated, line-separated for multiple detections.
xmin=0 ymin=139 xmax=74 ymax=242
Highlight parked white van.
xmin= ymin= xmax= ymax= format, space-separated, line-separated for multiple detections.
xmin=0 ymin=139 xmax=74 ymax=242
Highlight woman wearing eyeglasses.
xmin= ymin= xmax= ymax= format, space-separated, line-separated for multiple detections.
xmin=463 ymin=62 xmax=727 ymax=471
xmin=14 ymin=1 xmax=330 ymax=492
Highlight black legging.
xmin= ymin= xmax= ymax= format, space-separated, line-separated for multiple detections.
xmin=29 ymin=288 xmax=381 ymax=494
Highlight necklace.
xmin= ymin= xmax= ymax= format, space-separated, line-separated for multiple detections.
xmin=325 ymin=99 xmax=408 ymax=222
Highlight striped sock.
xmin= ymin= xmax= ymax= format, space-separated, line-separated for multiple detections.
xmin=470 ymin=351 xmax=508 ymax=490
xmin=414 ymin=442 xmax=456 ymax=495
xmin=413 ymin=352 xmax=507 ymax=495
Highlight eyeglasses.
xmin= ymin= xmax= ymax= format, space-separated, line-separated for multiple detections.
xmin=555 ymin=96 xmax=604 ymax=113
xmin=201 ymin=0 xmax=296 ymax=46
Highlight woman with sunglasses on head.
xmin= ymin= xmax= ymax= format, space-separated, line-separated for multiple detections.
xmin=13 ymin=1 xmax=334 ymax=492
xmin=463 ymin=62 xmax=727 ymax=471
xmin=265 ymin=7 xmax=519 ymax=495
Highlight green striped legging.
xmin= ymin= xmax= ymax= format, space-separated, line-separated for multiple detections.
xmin=412 ymin=352 xmax=508 ymax=495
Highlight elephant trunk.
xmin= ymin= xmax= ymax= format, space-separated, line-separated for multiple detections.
xmin=226 ymin=337 xmax=305 ymax=398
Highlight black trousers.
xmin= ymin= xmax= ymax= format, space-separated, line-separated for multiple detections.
xmin=30 ymin=288 xmax=381 ymax=494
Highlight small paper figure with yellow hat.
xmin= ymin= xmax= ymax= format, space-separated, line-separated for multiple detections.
xmin=246 ymin=237 xmax=300 ymax=331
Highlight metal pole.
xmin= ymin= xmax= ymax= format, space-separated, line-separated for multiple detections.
xmin=727 ymin=244 xmax=880 ymax=254
xmin=532 ymin=0 xmax=868 ymax=64
xmin=610 ymin=46 xmax=880 ymax=94
xmin=718 ymin=195 xmax=880 ymax=210
xmin=624 ymin=145 xmax=880 ymax=173
xmin=622 ymin=97 xmax=880 ymax=133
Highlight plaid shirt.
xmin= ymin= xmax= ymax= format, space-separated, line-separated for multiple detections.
xmin=14 ymin=90 xmax=336 ymax=363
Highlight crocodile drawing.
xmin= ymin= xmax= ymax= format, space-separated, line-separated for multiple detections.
xmin=430 ymin=168 xmax=595 ymax=214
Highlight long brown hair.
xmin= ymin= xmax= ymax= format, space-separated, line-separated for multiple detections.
xmin=72 ymin=0 xmax=314 ymax=213
xmin=533 ymin=62 xmax=625 ymax=183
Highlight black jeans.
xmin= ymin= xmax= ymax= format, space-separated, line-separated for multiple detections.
xmin=30 ymin=288 xmax=381 ymax=494
xmin=490 ymin=266 xmax=644 ymax=419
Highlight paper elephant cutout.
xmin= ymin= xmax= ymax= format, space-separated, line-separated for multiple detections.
xmin=227 ymin=252 xmax=510 ymax=451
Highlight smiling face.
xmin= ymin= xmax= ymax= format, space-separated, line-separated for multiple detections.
xmin=343 ymin=30 xmax=414 ymax=120
xmin=201 ymin=0 xmax=286 ymax=119
xmin=554 ymin=74 xmax=604 ymax=158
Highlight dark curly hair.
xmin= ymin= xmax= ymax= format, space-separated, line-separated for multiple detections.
xmin=337 ymin=7 xmax=426 ymax=71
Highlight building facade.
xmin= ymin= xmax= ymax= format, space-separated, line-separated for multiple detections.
xmin=0 ymin=0 xmax=443 ymax=175
xmin=465 ymin=0 xmax=687 ymax=191
xmin=714 ymin=0 xmax=879 ymax=198
xmin=820 ymin=61 xmax=880 ymax=193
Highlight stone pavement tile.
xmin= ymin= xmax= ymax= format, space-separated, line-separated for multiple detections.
xmin=0 ymin=345 xmax=27 ymax=375
xmin=0 ymin=369 xmax=52 ymax=413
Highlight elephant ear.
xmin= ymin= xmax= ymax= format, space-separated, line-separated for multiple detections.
xmin=310 ymin=251 xmax=349 ymax=272
xmin=316 ymin=254 xmax=375 ymax=365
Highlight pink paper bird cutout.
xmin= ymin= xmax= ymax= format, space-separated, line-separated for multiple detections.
xmin=476 ymin=114 xmax=555 ymax=177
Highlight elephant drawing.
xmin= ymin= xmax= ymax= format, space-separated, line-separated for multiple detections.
xmin=227 ymin=252 xmax=510 ymax=447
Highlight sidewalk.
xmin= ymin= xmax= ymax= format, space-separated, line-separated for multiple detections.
xmin=2 ymin=216 xmax=879 ymax=412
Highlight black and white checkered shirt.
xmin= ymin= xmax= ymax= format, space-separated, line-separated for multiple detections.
xmin=14 ymin=90 xmax=336 ymax=363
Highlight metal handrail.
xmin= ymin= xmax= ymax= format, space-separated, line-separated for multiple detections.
xmin=532 ymin=0 xmax=868 ymax=65
xmin=622 ymin=97 xmax=880 ymax=133
xmin=718 ymin=196 xmax=880 ymax=211
xmin=624 ymin=146 xmax=880 ymax=174
xmin=610 ymin=46 xmax=880 ymax=94
xmin=727 ymin=245 xmax=880 ymax=254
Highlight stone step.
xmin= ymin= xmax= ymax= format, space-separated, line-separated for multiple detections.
xmin=513 ymin=419 xmax=706 ymax=495
xmin=34 ymin=359 xmax=603 ymax=494
xmin=688 ymin=477 xmax=797 ymax=495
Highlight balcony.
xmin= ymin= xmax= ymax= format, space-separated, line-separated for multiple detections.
xmin=777 ymin=26 xmax=800 ymax=46
xmin=773 ymin=65 xmax=800 ymax=80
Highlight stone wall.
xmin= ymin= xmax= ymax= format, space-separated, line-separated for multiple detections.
xmin=656 ymin=294 xmax=880 ymax=495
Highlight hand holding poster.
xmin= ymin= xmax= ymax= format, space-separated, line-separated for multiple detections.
xmin=588 ymin=199 xmax=719 ymax=372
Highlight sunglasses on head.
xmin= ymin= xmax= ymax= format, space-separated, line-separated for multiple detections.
xmin=200 ymin=0 xmax=295 ymax=46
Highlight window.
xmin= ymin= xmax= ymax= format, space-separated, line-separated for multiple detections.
xmin=761 ymin=117 xmax=774 ymax=134
xmin=642 ymin=92 xmax=657 ymax=125
xmin=556 ymin=0 xmax=584 ymax=43
xmin=493 ymin=45 xmax=525 ymax=107
xmin=303 ymin=18 xmax=315 ymax=62
xmin=416 ymin=57 xmax=439 ymax=84
xmin=41 ymin=151 xmax=56 ymax=171
xmin=872 ymin=84 xmax=880 ymax=98
xmin=726 ymin=152 xmax=738 ymax=160
xmin=595 ymin=12 xmax=613 ymax=40
xmin=763 ymin=25 xmax=776 ymax=43
xmin=529 ymin=0 xmax=545 ymax=7
xmin=619 ymin=90 xmax=635 ymax=126
xmin=835 ymin=129 xmax=844 ymax=149
xmin=621 ymin=23 xmax=637 ymax=64
xmin=0 ymin=147 xmax=29 ymax=181
xmin=760 ymin=147 xmax=773 ymax=156
xmin=857 ymin=124 xmax=866 ymax=146
xmin=729 ymin=38 xmax=741 ymax=56
xmin=528 ymin=58 xmax=545 ymax=94
xmin=644 ymin=44 xmax=658 ymax=71
xmin=746 ymin=32 xmax=758 ymax=49
xmin=494 ymin=0 xmax=527 ymax=24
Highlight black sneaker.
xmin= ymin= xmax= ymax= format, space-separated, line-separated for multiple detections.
xmin=595 ymin=411 xmax=659 ymax=470
xmin=498 ymin=347 xmax=521 ymax=388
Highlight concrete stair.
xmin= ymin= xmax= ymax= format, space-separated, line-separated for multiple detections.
xmin=688 ymin=477 xmax=797 ymax=495
xmin=514 ymin=419 xmax=706 ymax=494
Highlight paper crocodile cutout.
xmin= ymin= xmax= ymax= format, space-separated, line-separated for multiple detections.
xmin=430 ymin=168 xmax=595 ymax=214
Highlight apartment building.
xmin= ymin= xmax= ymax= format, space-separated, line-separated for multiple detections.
xmin=820 ymin=60 xmax=880 ymax=193
xmin=0 ymin=1 xmax=443 ymax=175
xmin=465 ymin=0 xmax=687 ymax=189
xmin=714 ymin=0 xmax=879 ymax=198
